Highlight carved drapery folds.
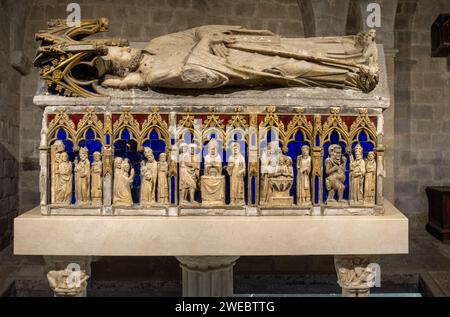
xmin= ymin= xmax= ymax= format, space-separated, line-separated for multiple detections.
xmin=43 ymin=106 xmax=383 ymax=215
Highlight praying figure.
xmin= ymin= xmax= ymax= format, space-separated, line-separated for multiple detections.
xmin=325 ymin=144 xmax=347 ymax=203
xmin=113 ymin=158 xmax=135 ymax=206
xmin=364 ymin=151 xmax=376 ymax=204
xmin=157 ymin=153 xmax=169 ymax=204
xmin=91 ymin=151 xmax=103 ymax=205
xmin=226 ymin=142 xmax=246 ymax=205
xmin=179 ymin=143 xmax=200 ymax=204
xmin=140 ymin=147 xmax=158 ymax=206
xmin=297 ymin=145 xmax=312 ymax=205
xmin=55 ymin=152 xmax=73 ymax=204
xmin=350 ymin=144 xmax=366 ymax=204
xmin=202 ymin=139 xmax=225 ymax=205
xmin=74 ymin=147 xmax=90 ymax=205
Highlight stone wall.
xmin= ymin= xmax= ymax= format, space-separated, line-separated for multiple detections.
xmin=394 ymin=0 xmax=450 ymax=226
xmin=0 ymin=1 xmax=22 ymax=250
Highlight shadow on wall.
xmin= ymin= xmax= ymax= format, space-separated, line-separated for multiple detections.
xmin=0 ymin=143 xmax=19 ymax=251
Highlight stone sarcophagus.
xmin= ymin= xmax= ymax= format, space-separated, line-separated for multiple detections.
xmin=34 ymin=19 xmax=389 ymax=217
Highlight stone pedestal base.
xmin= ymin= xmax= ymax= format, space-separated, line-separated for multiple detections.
xmin=334 ymin=255 xmax=378 ymax=297
xmin=176 ymin=256 xmax=239 ymax=297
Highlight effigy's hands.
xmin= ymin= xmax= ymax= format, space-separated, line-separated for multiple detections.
xmin=209 ymin=32 xmax=237 ymax=58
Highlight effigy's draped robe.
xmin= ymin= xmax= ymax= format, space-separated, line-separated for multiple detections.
xmin=141 ymin=25 xmax=376 ymax=91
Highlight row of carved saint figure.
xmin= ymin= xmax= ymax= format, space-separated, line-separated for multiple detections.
xmin=51 ymin=140 xmax=377 ymax=207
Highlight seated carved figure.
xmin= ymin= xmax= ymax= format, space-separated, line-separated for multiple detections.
xmin=101 ymin=26 xmax=379 ymax=93
xmin=201 ymin=139 xmax=225 ymax=205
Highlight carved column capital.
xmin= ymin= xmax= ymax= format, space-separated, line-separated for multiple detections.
xmin=334 ymin=255 xmax=378 ymax=297
xmin=176 ymin=256 xmax=239 ymax=272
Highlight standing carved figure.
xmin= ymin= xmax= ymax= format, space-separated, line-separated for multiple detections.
xmin=350 ymin=144 xmax=365 ymax=204
xmin=364 ymin=151 xmax=376 ymax=204
xmin=140 ymin=147 xmax=158 ymax=206
xmin=55 ymin=152 xmax=73 ymax=204
xmin=226 ymin=142 xmax=246 ymax=205
xmin=113 ymin=157 xmax=123 ymax=200
xmin=157 ymin=153 xmax=169 ymax=204
xmin=260 ymin=143 xmax=274 ymax=203
xmin=179 ymin=143 xmax=200 ymax=204
xmin=51 ymin=140 xmax=66 ymax=204
xmin=113 ymin=158 xmax=135 ymax=206
xmin=325 ymin=144 xmax=347 ymax=203
xmin=75 ymin=147 xmax=90 ymax=204
xmin=91 ymin=151 xmax=103 ymax=205
xmin=297 ymin=145 xmax=312 ymax=205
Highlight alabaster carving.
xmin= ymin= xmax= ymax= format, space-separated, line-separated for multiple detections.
xmin=90 ymin=152 xmax=103 ymax=205
xmin=113 ymin=157 xmax=135 ymax=206
xmin=140 ymin=147 xmax=158 ymax=206
xmin=261 ymin=141 xmax=294 ymax=207
xmin=75 ymin=147 xmax=91 ymax=205
xmin=47 ymin=269 xmax=89 ymax=297
xmin=364 ymin=151 xmax=376 ymax=204
xmin=350 ymin=144 xmax=365 ymax=204
xmin=101 ymin=26 xmax=379 ymax=93
xmin=54 ymin=151 xmax=73 ymax=205
xmin=325 ymin=144 xmax=347 ymax=204
xmin=179 ymin=143 xmax=200 ymax=204
xmin=202 ymin=139 xmax=225 ymax=205
xmin=157 ymin=153 xmax=169 ymax=204
xmin=297 ymin=145 xmax=312 ymax=206
xmin=226 ymin=142 xmax=246 ymax=206
xmin=334 ymin=256 xmax=377 ymax=297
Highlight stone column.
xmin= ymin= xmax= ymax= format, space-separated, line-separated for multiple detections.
xmin=334 ymin=255 xmax=379 ymax=297
xmin=44 ymin=256 xmax=93 ymax=297
xmin=175 ymin=256 xmax=240 ymax=297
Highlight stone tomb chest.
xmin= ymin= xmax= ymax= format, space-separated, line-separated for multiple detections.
xmin=34 ymin=19 xmax=389 ymax=217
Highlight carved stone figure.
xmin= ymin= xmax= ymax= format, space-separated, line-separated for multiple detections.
xmin=179 ymin=143 xmax=200 ymax=204
xmin=260 ymin=144 xmax=272 ymax=204
xmin=51 ymin=140 xmax=67 ymax=204
xmin=263 ymin=141 xmax=294 ymax=207
xmin=74 ymin=147 xmax=90 ymax=205
xmin=91 ymin=151 xmax=102 ymax=205
xmin=102 ymin=26 xmax=379 ymax=93
xmin=297 ymin=145 xmax=312 ymax=205
xmin=350 ymin=144 xmax=366 ymax=204
xmin=334 ymin=256 xmax=377 ymax=297
xmin=364 ymin=151 xmax=376 ymax=204
xmin=325 ymin=144 xmax=347 ymax=204
xmin=226 ymin=142 xmax=246 ymax=205
xmin=113 ymin=158 xmax=135 ymax=206
xmin=55 ymin=152 xmax=73 ymax=205
xmin=47 ymin=268 xmax=89 ymax=297
xmin=202 ymin=139 xmax=225 ymax=205
xmin=140 ymin=147 xmax=158 ymax=206
xmin=157 ymin=153 xmax=169 ymax=204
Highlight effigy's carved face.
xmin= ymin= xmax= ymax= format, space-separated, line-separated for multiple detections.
xmin=107 ymin=46 xmax=142 ymax=76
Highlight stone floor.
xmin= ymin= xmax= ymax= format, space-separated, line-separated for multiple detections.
xmin=1 ymin=228 xmax=450 ymax=297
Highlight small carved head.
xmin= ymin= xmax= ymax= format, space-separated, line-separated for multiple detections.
xmin=301 ymin=145 xmax=310 ymax=156
xmin=122 ymin=158 xmax=130 ymax=172
xmin=231 ymin=142 xmax=240 ymax=155
xmin=208 ymin=139 xmax=219 ymax=156
xmin=93 ymin=152 xmax=101 ymax=162
xmin=368 ymin=151 xmax=375 ymax=161
xmin=159 ymin=153 xmax=167 ymax=162
xmin=61 ymin=152 xmax=69 ymax=162
xmin=354 ymin=144 xmax=363 ymax=159
xmin=114 ymin=157 xmax=123 ymax=169
xmin=79 ymin=147 xmax=89 ymax=161
xmin=143 ymin=147 xmax=154 ymax=161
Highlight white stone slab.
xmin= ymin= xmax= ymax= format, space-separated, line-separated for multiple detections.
xmin=14 ymin=200 xmax=407 ymax=256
